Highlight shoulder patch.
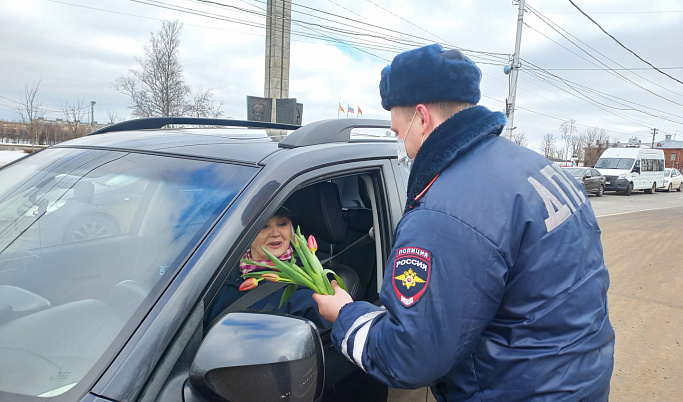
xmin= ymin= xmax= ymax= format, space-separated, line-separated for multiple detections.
xmin=393 ymin=247 xmax=431 ymax=307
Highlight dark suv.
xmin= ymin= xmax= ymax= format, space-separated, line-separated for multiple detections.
xmin=0 ymin=118 xmax=431 ymax=401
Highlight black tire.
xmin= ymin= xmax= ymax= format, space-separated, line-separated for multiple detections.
xmin=678 ymin=183 xmax=682 ymax=192
xmin=596 ymin=185 xmax=604 ymax=197
xmin=63 ymin=214 xmax=120 ymax=242
xmin=645 ymin=182 xmax=656 ymax=194
xmin=667 ymin=183 xmax=673 ymax=192
xmin=624 ymin=182 xmax=633 ymax=196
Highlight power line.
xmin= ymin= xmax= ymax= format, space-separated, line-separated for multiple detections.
xmin=522 ymin=59 xmax=683 ymax=121
xmin=524 ymin=67 xmax=683 ymax=71
xmin=32 ymin=0 xmax=683 ymax=139
xmin=568 ymin=0 xmax=683 ymax=86
xmin=541 ymin=10 xmax=683 ymax=15
xmin=525 ymin=3 xmax=683 ymax=102
xmin=201 ymin=0 xmax=509 ymax=63
xmin=481 ymin=94 xmax=636 ymax=140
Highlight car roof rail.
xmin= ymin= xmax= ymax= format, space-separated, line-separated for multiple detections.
xmin=88 ymin=117 xmax=300 ymax=135
xmin=278 ymin=118 xmax=391 ymax=149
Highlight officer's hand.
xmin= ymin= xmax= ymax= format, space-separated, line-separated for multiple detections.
xmin=312 ymin=280 xmax=353 ymax=324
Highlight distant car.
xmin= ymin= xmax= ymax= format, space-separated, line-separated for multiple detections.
xmin=564 ymin=167 xmax=606 ymax=197
xmin=658 ymin=168 xmax=683 ymax=192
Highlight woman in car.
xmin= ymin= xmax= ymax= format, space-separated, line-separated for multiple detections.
xmin=204 ymin=205 xmax=330 ymax=330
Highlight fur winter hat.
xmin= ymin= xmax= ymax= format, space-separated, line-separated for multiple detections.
xmin=380 ymin=44 xmax=481 ymax=111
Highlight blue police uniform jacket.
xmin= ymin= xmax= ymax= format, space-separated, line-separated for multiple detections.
xmin=330 ymin=106 xmax=615 ymax=401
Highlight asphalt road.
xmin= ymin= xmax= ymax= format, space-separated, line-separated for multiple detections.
xmin=590 ymin=190 xmax=683 ymax=401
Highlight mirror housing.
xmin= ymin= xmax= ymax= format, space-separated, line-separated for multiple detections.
xmin=189 ymin=311 xmax=324 ymax=402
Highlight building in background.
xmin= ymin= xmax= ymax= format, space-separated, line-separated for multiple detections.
xmin=654 ymin=134 xmax=683 ymax=170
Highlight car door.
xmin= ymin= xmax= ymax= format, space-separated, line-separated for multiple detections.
xmin=591 ymin=169 xmax=604 ymax=189
xmin=583 ymin=168 xmax=596 ymax=193
xmin=197 ymin=162 xmax=419 ymax=401
xmin=674 ymin=169 xmax=682 ymax=189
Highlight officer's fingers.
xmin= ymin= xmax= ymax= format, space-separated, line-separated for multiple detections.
xmin=312 ymin=292 xmax=324 ymax=303
xmin=330 ymin=280 xmax=342 ymax=292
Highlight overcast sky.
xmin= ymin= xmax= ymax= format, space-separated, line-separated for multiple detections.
xmin=2 ymin=0 xmax=683 ymax=152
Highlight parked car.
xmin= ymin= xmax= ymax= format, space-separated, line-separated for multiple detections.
xmin=0 ymin=117 xmax=434 ymax=402
xmin=657 ymin=168 xmax=683 ymax=192
xmin=564 ymin=167 xmax=606 ymax=197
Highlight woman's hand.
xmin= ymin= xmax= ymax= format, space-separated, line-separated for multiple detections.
xmin=312 ymin=280 xmax=353 ymax=323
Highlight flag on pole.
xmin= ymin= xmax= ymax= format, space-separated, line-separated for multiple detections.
xmin=358 ymin=106 xmax=363 ymax=116
xmin=348 ymin=106 xmax=355 ymax=114
xmin=339 ymin=103 xmax=345 ymax=113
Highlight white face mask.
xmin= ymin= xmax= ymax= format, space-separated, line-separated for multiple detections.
xmin=396 ymin=110 xmax=418 ymax=175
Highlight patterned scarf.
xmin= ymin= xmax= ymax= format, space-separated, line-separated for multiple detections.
xmin=239 ymin=245 xmax=293 ymax=274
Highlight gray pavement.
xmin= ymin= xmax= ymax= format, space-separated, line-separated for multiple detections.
xmin=0 ymin=150 xmax=27 ymax=167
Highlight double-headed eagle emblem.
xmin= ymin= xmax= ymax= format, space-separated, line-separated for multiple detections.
xmin=394 ymin=268 xmax=426 ymax=290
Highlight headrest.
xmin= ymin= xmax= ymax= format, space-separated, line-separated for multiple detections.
xmin=288 ymin=182 xmax=346 ymax=244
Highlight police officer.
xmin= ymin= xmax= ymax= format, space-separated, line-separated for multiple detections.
xmin=313 ymin=44 xmax=615 ymax=401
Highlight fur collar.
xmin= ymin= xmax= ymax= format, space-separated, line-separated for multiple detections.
xmin=405 ymin=105 xmax=507 ymax=212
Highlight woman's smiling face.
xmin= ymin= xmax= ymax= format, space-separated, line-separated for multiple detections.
xmin=249 ymin=214 xmax=293 ymax=260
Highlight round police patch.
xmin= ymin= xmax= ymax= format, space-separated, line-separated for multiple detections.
xmin=392 ymin=247 xmax=430 ymax=307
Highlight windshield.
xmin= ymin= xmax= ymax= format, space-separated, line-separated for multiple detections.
xmin=594 ymin=157 xmax=635 ymax=170
xmin=0 ymin=148 xmax=255 ymax=398
xmin=564 ymin=168 xmax=585 ymax=178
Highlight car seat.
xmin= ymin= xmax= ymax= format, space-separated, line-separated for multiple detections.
xmin=334 ymin=176 xmax=377 ymax=300
xmin=287 ymin=182 xmax=362 ymax=300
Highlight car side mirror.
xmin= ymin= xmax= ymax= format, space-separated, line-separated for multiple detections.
xmin=187 ymin=311 xmax=324 ymax=402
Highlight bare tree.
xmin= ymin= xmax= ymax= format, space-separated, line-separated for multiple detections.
xmin=16 ymin=80 xmax=46 ymax=146
xmin=571 ymin=133 xmax=585 ymax=164
xmin=187 ymin=86 xmax=224 ymax=118
xmin=540 ymin=133 xmax=556 ymax=159
xmin=511 ymin=130 xmax=528 ymax=147
xmin=559 ymin=120 xmax=577 ymax=161
xmin=61 ymin=98 xmax=88 ymax=140
xmin=555 ymin=147 xmax=565 ymax=162
xmin=107 ymin=110 xmax=123 ymax=125
xmin=582 ymin=127 xmax=610 ymax=167
xmin=113 ymin=20 xmax=222 ymax=118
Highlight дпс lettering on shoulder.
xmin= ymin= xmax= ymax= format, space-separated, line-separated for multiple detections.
xmin=528 ymin=164 xmax=587 ymax=232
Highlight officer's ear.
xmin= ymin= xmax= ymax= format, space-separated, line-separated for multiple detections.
xmin=415 ymin=104 xmax=434 ymax=140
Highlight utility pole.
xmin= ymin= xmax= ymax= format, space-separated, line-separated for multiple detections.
xmin=90 ymin=101 xmax=96 ymax=127
xmin=651 ymin=128 xmax=658 ymax=148
xmin=505 ymin=0 xmax=525 ymax=140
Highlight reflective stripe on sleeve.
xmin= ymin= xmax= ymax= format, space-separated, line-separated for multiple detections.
xmin=340 ymin=310 xmax=385 ymax=371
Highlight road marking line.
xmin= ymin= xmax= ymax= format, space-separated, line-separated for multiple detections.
xmin=596 ymin=205 xmax=681 ymax=218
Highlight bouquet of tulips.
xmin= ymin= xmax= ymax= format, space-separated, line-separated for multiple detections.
xmin=239 ymin=226 xmax=348 ymax=308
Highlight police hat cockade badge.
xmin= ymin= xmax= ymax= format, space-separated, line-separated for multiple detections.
xmin=393 ymin=247 xmax=431 ymax=307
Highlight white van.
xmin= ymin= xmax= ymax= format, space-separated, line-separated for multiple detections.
xmin=594 ymin=147 xmax=664 ymax=195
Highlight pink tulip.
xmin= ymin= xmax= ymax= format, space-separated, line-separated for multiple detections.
xmin=239 ymin=277 xmax=258 ymax=291
xmin=308 ymin=235 xmax=318 ymax=252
